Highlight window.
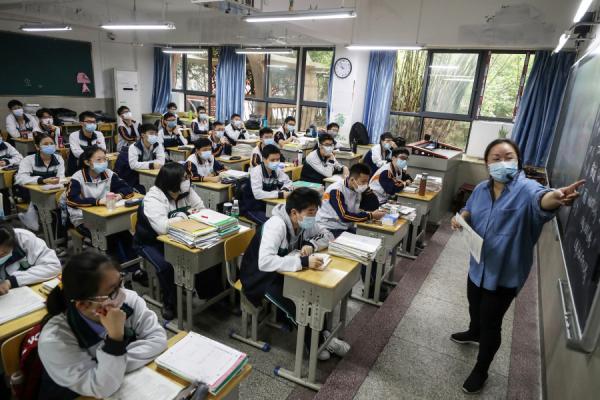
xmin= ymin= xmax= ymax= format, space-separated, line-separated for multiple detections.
xmin=268 ymin=103 xmax=296 ymax=126
xmin=170 ymin=48 xmax=218 ymax=117
xmin=389 ymin=114 xmax=421 ymax=144
xmin=246 ymin=54 xmax=266 ymax=98
xmin=186 ymin=51 xmax=209 ymax=92
xmin=422 ymin=118 xmax=471 ymax=150
xmin=171 ymin=54 xmax=184 ymax=90
xmin=300 ymin=106 xmax=327 ymax=129
xmin=391 ymin=50 xmax=427 ymax=113
xmin=268 ymin=51 xmax=298 ymax=100
xmin=243 ymin=100 xmax=266 ymax=121
xmin=299 ymin=48 xmax=334 ymax=130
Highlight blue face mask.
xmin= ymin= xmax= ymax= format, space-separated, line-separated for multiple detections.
xmin=488 ymin=160 xmax=518 ymax=183
xmin=0 ymin=251 xmax=13 ymax=265
xmin=215 ymin=130 xmax=224 ymax=138
xmin=298 ymin=215 xmax=316 ymax=230
xmin=167 ymin=120 xmax=177 ymax=129
xmin=264 ymin=138 xmax=275 ymax=146
xmin=200 ymin=151 xmax=212 ymax=160
xmin=92 ymin=161 xmax=108 ymax=174
xmin=396 ymin=159 xmax=407 ymax=170
xmin=383 ymin=142 xmax=391 ymax=150
xmin=41 ymin=144 xmax=56 ymax=155
xmin=147 ymin=134 xmax=159 ymax=145
xmin=267 ymin=161 xmax=280 ymax=171
xmin=84 ymin=123 xmax=97 ymax=133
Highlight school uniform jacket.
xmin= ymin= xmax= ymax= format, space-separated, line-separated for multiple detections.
xmin=240 ymin=203 xmax=333 ymax=306
xmin=114 ymin=141 xmax=165 ymax=189
xmin=316 ymin=177 xmax=374 ymax=231
xmin=250 ymin=144 xmax=285 ymax=167
xmin=67 ymin=130 xmax=106 ymax=175
xmin=242 ymin=164 xmax=292 ymax=213
xmin=274 ymin=127 xmax=296 ymax=144
xmin=5 ymin=113 xmax=40 ymax=139
xmin=369 ymin=163 xmax=413 ymax=204
xmin=158 ymin=127 xmax=187 ymax=148
xmin=224 ymin=123 xmax=246 ymax=145
xmin=300 ymin=149 xmax=344 ymax=184
xmin=38 ymin=289 xmax=167 ymax=399
xmin=209 ymin=134 xmax=231 ymax=157
xmin=363 ymin=144 xmax=392 ymax=175
xmin=117 ymin=120 xmax=141 ymax=152
xmin=0 ymin=141 xmax=23 ymax=166
xmin=185 ymin=153 xmax=226 ymax=182
xmin=65 ymin=168 xmax=134 ymax=226
xmin=134 ymin=186 xmax=205 ymax=248
xmin=0 ymin=228 xmax=61 ymax=288
xmin=15 ymin=153 xmax=65 ymax=185
xmin=190 ymin=119 xmax=211 ymax=142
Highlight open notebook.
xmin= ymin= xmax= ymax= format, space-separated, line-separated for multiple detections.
xmin=107 ymin=367 xmax=183 ymax=400
xmin=0 ymin=286 xmax=45 ymax=324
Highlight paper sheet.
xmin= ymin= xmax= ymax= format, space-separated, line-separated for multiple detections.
xmin=454 ymin=213 xmax=483 ymax=263
xmin=313 ymin=253 xmax=332 ymax=270
xmin=0 ymin=286 xmax=45 ymax=324
xmin=106 ymin=367 xmax=183 ymax=400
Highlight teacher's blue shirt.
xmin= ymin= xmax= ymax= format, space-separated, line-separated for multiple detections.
xmin=463 ymin=171 xmax=555 ymax=291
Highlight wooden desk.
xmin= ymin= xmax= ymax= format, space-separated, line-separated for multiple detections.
xmin=263 ymin=198 xmax=286 ymax=217
xmin=237 ymin=138 xmax=259 ymax=147
xmin=13 ymin=138 xmax=35 ymax=156
xmin=24 ymin=182 xmax=68 ymax=248
xmin=355 ymin=219 xmax=409 ymax=306
xmin=323 ymin=175 xmax=343 ymax=190
xmin=396 ymin=190 xmax=440 ymax=256
xmin=0 ymin=169 xmax=16 ymax=190
xmin=80 ymin=193 xmax=144 ymax=253
xmin=282 ymin=163 xmax=303 ymax=181
xmin=157 ymin=226 xmax=252 ymax=331
xmin=275 ymin=253 xmax=361 ymax=390
xmin=0 ymin=284 xmax=46 ymax=343
xmin=106 ymin=152 xmax=118 ymax=170
xmin=166 ymin=146 xmax=193 ymax=162
xmin=217 ymin=157 xmax=250 ymax=171
xmin=193 ymin=181 xmax=232 ymax=211
xmin=333 ymin=152 xmax=361 ymax=169
xmin=136 ymin=168 xmax=160 ymax=192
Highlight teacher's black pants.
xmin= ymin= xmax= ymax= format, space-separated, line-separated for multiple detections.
xmin=467 ymin=276 xmax=517 ymax=373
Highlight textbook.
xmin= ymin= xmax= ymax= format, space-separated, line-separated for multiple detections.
xmin=190 ymin=209 xmax=239 ymax=237
xmin=168 ymin=219 xmax=220 ymax=249
xmin=0 ymin=286 xmax=45 ymax=324
xmin=155 ymin=332 xmax=248 ymax=395
xmin=107 ymin=367 xmax=183 ymax=400
xmin=41 ymin=277 xmax=61 ymax=294
xmin=220 ymin=169 xmax=249 ymax=179
xmin=292 ymin=181 xmax=323 ymax=192
xmin=328 ymin=232 xmax=382 ymax=264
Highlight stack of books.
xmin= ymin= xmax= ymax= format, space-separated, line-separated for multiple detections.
xmin=168 ymin=219 xmax=219 ymax=249
xmin=190 ymin=209 xmax=240 ymax=238
xmin=156 ymin=331 xmax=248 ymax=396
xmin=328 ymin=232 xmax=382 ymax=265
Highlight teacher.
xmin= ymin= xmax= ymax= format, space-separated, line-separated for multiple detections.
xmin=450 ymin=139 xmax=584 ymax=394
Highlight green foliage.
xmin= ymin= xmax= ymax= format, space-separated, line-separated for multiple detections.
xmin=391 ymin=51 xmax=427 ymax=112
xmin=480 ymin=53 xmax=527 ymax=119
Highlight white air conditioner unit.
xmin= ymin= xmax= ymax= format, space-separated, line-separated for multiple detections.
xmin=191 ymin=0 xmax=262 ymax=14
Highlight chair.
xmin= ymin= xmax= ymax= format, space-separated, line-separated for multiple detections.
xmin=1 ymin=328 xmax=31 ymax=380
xmin=130 ymin=213 xmax=162 ymax=307
xmin=224 ymin=228 xmax=271 ymax=352
xmin=291 ymin=165 xmax=303 ymax=182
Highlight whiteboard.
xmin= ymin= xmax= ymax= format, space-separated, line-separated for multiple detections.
xmin=466 ymin=120 xmax=514 ymax=158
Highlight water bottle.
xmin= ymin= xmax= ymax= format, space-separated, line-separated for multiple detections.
xmin=106 ymin=192 xmax=117 ymax=211
xmin=223 ymin=202 xmax=232 ymax=216
xmin=231 ymin=199 xmax=239 ymax=219
xmin=297 ymin=150 xmax=303 ymax=165
xmin=262 ymin=116 xmax=268 ymax=128
xmin=418 ymin=173 xmax=428 ymax=196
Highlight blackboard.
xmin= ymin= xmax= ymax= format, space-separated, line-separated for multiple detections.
xmin=547 ymin=49 xmax=600 ymax=337
xmin=0 ymin=31 xmax=95 ymax=97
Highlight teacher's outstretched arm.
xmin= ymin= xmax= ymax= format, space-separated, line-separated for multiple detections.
xmin=541 ymin=179 xmax=585 ymax=210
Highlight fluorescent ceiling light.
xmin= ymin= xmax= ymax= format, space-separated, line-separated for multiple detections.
xmin=244 ymin=8 xmax=355 ymax=22
xmin=430 ymin=65 xmax=458 ymax=70
xmin=573 ymin=0 xmax=593 ymax=23
xmin=346 ymin=45 xmax=422 ymax=51
xmin=235 ymin=48 xmax=293 ymax=54
xmin=162 ymin=48 xmax=206 ymax=54
xmin=553 ymin=33 xmax=570 ymax=53
xmin=20 ymin=23 xmax=72 ymax=32
xmin=101 ymin=22 xmax=175 ymax=30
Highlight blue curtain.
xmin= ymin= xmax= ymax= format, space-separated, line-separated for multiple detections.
xmin=151 ymin=47 xmax=172 ymax=113
xmin=512 ymin=51 xmax=575 ymax=166
xmin=216 ymin=46 xmax=246 ymax=122
xmin=326 ymin=55 xmax=335 ymax=122
xmin=362 ymin=51 xmax=397 ymax=143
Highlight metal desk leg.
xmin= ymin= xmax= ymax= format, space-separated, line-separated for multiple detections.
xmin=177 ymin=284 xmax=184 ymax=330
xmin=308 ymin=327 xmax=320 ymax=383
xmin=373 ymin=259 xmax=384 ymax=303
xmin=37 ymin=207 xmax=55 ymax=248
xmin=186 ymin=288 xmax=194 ymax=331
xmin=294 ymin=324 xmax=305 ymax=376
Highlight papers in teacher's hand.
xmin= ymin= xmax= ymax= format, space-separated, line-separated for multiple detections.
xmin=106 ymin=367 xmax=183 ymax=400
xmin=0 ymin=286 xmax=45 ymax=324
xmin=454 ymin=213 xmax=483 ymax=263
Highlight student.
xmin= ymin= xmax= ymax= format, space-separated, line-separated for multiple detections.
xmin=300 ymin=133 xmax=347 ymax=184
xmin=114 ymin=123 xmax=166 ymax=194
xmin=67 ymin=111 xmax=106 ymax=176
xmin=209 ymin=121 xmax=232 ymax=157
xmin=0 ymin=135 xmax=23 ymax=215
xmin=65 ymin=146 xmax=136 ymax=263
xmin=185 ymin=138 xmax=226 ymax=183
xmin=242 ymin=144 xmax=293 ymax=225
xmin=369 ymin=148 xmax=413 ymax=204
xmin=240 ymin=188 xmax=349 ymax=361
xmin=5 ymin=99 xmax=39 ymax=139
xmin=274 ymin=116 xmax=297 ymax=147
xmin=135 ymin=162 xmax=211 ymax=320
xmin=326 ymin=122 xmax=340 ymax=139
xmin=38 ymin=251 xmax=167 ymax=399
xmin=165 ymin=102 xmax=185 ymax=126
xmin=224 ymin=113 xmax=246 ymax=144
xmin=0 ymin=223 xmax=61 ymax=295
xmin=250 ymin=127 xmax=278 ymax=167
xmin=116 ymin=106 xmax=141 ymax=152
xmin=34 ymin=108 xmax=61 ymax=144
xmin=190 ymin=105 xmax=211 ymax=142
xmin=158 ymin=112 xmax=187 ymax=148
xmin=363 ymin=132 xmax=397 ymax=175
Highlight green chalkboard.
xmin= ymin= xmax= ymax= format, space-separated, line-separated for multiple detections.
xmin=0 ymin=31 xmax=95 ymax=97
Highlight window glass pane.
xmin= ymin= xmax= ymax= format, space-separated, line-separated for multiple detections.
xmin=268 ymin=51 xmax=298 ymax=100
xmin=170 ymin=92 xmax=185 ymax=112
xmin=268 ymin=103 xmax=296 ymax=127
xmin=391 ymin=50 xmax=427 ymax=112
xmin=422 ymin=118 xmax=471 ymax=150
xmin=389 ymin=115 xmax=421 ymax=143
xmin=300 ymin=106 xmax=327 ymax=130
xmin=171 ymin=54 xmax=183 ymax=90
xmin=425 ymin=53 xmax=478 ymax=115
xmin=246 ymin=54 xmax=265 ymax=98
xmin=186 ymin=50 xmax=209 ymax=92
xmin=480 ymin=53 xmax=526 ymax=119
xmin=185 ymin=95 xmax=209 ymax=114
xmin=303 ymin=50 xmax=333 ymax=103
xmin=211 ymin=48 xmax=219 ymax=94
xmin=244 ymin=100 xmax=266 ymax=121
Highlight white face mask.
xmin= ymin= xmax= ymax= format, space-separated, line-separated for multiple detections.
xmin=122 ymin=112 xmax=133 ymax=120
xmin=286 ymin=124 xmax=295 ymax=132
xmin=12 ymin=108 xmax=24 ymax=117
xmin=41 ymin=117 xmax=53 ymax=125
xmin=180 ymin=180 xmax=191 ymax=194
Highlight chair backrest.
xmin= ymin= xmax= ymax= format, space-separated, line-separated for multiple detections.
xmin=130 ymin=212 xmax=137 ymax=235
xmin=1 ymin=328 xmax=31 ymax=377
xmin=292 ymin=165 xmax=303 ymax=181
xmin=223 ymin=228 xmax=255 ymax=287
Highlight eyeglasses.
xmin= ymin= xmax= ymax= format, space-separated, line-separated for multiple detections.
xmin=85 ymin=273 xmax=124 ymax=303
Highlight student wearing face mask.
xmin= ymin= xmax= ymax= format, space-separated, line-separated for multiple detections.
xmin=0 ymin=223 xmax=61 ymax=296
xmin=5 ymin=99 xmax=40 ymax=139
xmin=224 ymin=113 xmax=247 ymax=145
xmin=240 ymin=188 xmax=351 ymax=361
xmin=190 ymin=105 xmax=211 ymax=142
xmin=325 ymin=122 xmax=342 ymax=149
xmin=274 ymin=116 xmax=297 ymax=147
xmin=208 ymin=121 xmax=232 ymax=157
xmin=114 ymin=124 xmax=166 ymax=194
xmin=116 ymin=106 xmax=141 ymax=152
xmin=34 ymin=108 xmax=61 ymax=144
xmin=0 ymin=130 xmax=24 ymax=215
xmin=165 ymin=102 xmax=185 ymax=126
xmin=64 ymin=146 xmax=136 ymax=264
xmin=300 ymin=133 xmax=348 ymax=184
xmin=67 ymin=111 xmax=106 ymax=176
xmin=369 ymin=148 xmax=413 ymax=204
xmin=158 ymin=112 xmax=187 ymax=149
xmin=242 ymin=145 xmax=293 ymax=225
xmin=251 ymin=127 xmax=284 ymax=167
xmin=449 ymin=139 xmax=584 ymax=394
xmin=38 ymin=251 xmax=167 ymax=399
xmin=363 ymin=132 xmax=397 ymax=176
xmin=135 ymin=162 xmax=211 ymax=320
xmin=186 ymin=138 xmax=227 ymax=183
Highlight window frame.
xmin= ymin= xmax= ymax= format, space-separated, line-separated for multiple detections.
xmin=170 ymin=47 xmax=218 ymax=116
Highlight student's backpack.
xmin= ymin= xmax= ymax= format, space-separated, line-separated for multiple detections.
xmin=349 ymin=122 xmax=370 ymax=145
xmin=12 ymin=324 xmax=43 ymax=400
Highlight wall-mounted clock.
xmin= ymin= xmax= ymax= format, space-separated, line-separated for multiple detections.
xmin=334 ymin=57 xmax=352 ymax=79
